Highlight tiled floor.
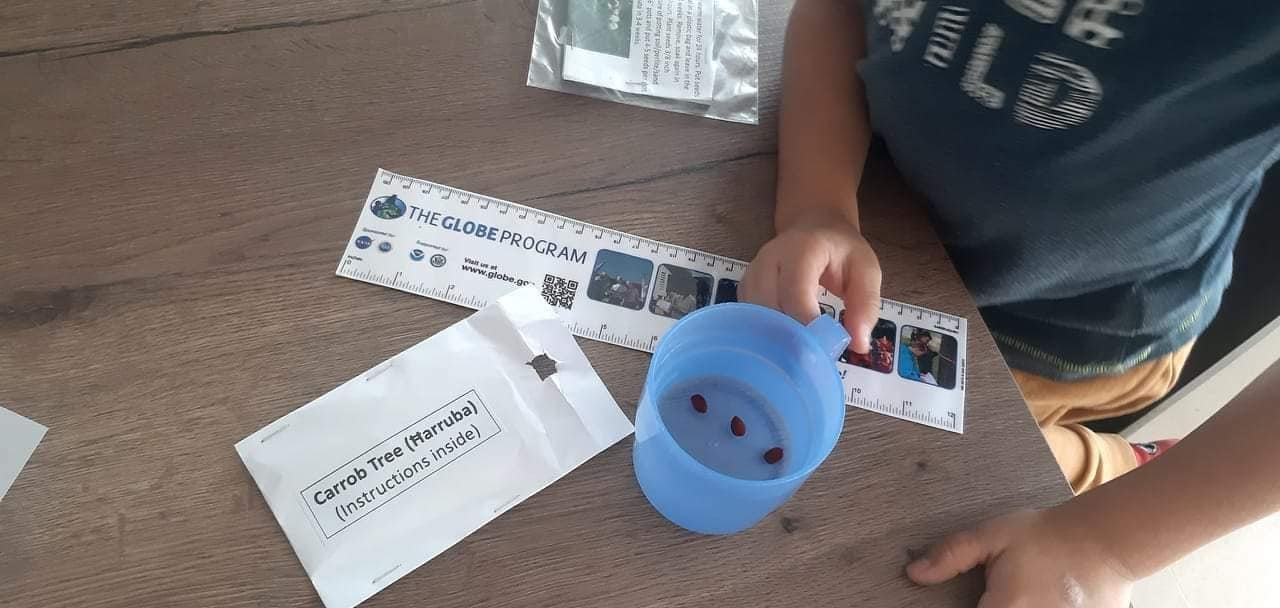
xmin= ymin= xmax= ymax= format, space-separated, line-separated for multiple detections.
xmin=1131 ymin=515 xmax=1280 ymax=608
xmin=1127 ymin=318 xmax=1280 ymax=608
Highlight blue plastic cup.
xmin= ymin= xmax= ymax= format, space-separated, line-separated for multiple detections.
xmin=633 ymin=303 xmax=850 ymax=534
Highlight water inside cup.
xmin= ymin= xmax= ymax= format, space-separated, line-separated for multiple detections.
xmin=658 ymin=375 xmax=793 ymax=481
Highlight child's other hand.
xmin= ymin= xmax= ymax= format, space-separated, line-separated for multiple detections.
xmin=741 ymin=210 xmax=881 ymax=353
xmin=907 ymin=509 xmax=1136 ymax=608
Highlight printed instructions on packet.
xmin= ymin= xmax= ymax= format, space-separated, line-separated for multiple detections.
xmin=236 ymin=288 xmax=634 ymax=608
xmin=563 ymin=0 xmax=714 ymax=102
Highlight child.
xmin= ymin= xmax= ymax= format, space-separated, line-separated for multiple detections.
xmin=739 ymin=1 xmax=1280 ymax=605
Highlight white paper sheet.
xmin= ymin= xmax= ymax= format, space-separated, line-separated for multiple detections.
xmin=0 ymin=405 xmax=47 ymax=502
xmin=236 ymin=287 xmax=634 ymax=608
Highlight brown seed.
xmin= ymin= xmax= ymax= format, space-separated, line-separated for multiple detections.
xmin=730 ymin=416 xmax=746 ymax=437
xmin=763 ymin=447 xmax=784 ymax=464
xmin=691 ymin=394 xmax=708 ymax=414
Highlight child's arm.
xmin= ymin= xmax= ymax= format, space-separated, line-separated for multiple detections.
xmin=908 ymin=360 xmax=1280 ymax=606
xmin=775 ymin=0 xmax=869 ymax=229
xmin=741 ymin=0 xmax=882 ymax=352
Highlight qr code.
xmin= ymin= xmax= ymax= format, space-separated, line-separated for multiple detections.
xmin=541 ymin=274 xmax=579 ymax=309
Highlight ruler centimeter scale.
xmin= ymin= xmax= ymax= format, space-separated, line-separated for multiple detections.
xmin=337 ymin=170 xmax=968 ymax=433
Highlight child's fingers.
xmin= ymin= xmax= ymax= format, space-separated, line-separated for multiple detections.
xmin=740 ymin=257 xmax=781 ymax=312
xmin=906 ymin=529 xmax=995 ymax=585
xmin=777 ymin=248 xmax=827 ymax=325
xmin=837 ymin=261 xmax=881 ymax=354
xmin=843 ymin=299 xmax=878 ymax=354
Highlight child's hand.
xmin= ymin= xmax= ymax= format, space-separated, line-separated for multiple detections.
xmin=907 ymin=509 xmax=1136 ymax=608
xmin=741 ymin=210 xmax=881 ymax=353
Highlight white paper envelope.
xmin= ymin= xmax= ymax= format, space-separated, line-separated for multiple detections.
xmin=0 ymin=405 xmax=47 ymax=502
xmin=236 ymin=287 xmax=634 ymax=608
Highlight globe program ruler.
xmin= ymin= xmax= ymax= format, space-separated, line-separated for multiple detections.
xmin=337 ymin=170 xmax=968 ymax=433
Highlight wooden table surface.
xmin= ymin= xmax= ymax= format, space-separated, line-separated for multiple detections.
xmin=0 ymin=1 xmax=1070 ymax=606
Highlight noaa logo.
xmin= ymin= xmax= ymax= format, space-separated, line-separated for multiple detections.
xmin=369 ymin=195 xmax=406 ymax=220
xmin=429 ymin=254 xmax=447 ymax=268
xmin=378 ymin=241 xmax=393 ymax=253
xmin=409 ymin=249 xmax=425 ymax=261
xmin=354 ymin=236 xmax=373 ymax=249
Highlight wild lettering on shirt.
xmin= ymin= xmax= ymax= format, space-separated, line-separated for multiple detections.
xmin=1014 ymin=53 xmax=1102 ymax=129
xmin=881 ymin=0 xmax=1144 ymax=130
xmin=1005 ymin=0 xmax=1064 ymax=24
xmin=873 ymin=0 xmax=928 ymax=52
xmin=923 ymin=6 xmax=970 ymax=68
xmin=960 ymin=23 xmax=1006 ymax=109
xmin=1063 ymin=0 xmax=1144 ymax=49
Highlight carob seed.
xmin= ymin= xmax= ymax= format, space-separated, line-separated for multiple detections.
xmin=691 ymin=394 xmax=708 ymax=414
xmin=730 ymin=416 xmax=746 ymax=437
xmin=763 ymin=447 xmax=784 ymax=464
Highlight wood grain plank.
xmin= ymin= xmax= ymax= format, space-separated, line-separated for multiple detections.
xmin=0 ymin=1 xmax=1066 ymax=606
xmin=0 ymin=0 xmax=465 ymax=58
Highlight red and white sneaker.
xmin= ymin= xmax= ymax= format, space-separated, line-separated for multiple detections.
xmin=1131 ymin=439 xmax=1179 ymax=466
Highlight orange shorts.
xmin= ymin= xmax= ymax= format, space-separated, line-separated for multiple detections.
xmin=1013 ymin=342 xmax=1195 ymax=493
